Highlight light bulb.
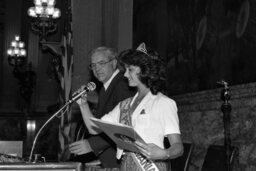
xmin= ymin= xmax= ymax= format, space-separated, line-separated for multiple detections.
xmin=41 ymin=0 xmax=48 ymax=4
xmin=48 ymin=0 xmax=56 ymax=6
xmin=11 ymin=41 xmax=16 ymax=47
xmin=20 ymin=49 xmax=26 ymax=56
xmin=15 ymin=36 xmax=20 ymax=41
xmin=7 ymin=49 xmax=13 ymax=56
xmin=14 ymin=48 xmax=19 ymax=55
xmin=28 ymin=7 xmax=37 ymax=17
xmin=34 ymin=0 xmax=42 ymax=6
xmin=35 ymin=6 xmax=43 ymax=15
xmin=46 ymin=7 xmax=54 ymax=15
xmin=52 ymin=8 xmax=60 ymax=18
xmin=19 ymin=42 xmax=24 ymax=48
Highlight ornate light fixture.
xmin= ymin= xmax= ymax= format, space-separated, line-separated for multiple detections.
xmin=7 ymin=35 xmax=27 ymax=68
xmin=27 ymin=0 xmax=61 ymax=40
xmin=7 ymin=35 xmax=37 ymax=111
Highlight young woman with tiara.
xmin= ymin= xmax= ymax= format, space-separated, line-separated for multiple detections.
xmin=77 ymin=43 xmax=184 ymax=171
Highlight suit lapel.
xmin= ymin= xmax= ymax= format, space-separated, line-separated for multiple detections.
xmin=96 ymin=72 xmax=123 ymax=117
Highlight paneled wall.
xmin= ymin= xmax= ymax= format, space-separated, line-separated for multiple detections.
xmin=0 ymin=0 xmax=22 ymax=113
xmin=174 ymin=82 xmax=256 ymax=171
xmin=0 ymin=0 xmax=59 ymax=114
xmin=72 ymin=0 xmax=103 ymax=91
xmin=72 ymin=0 xmax=133 ymax=90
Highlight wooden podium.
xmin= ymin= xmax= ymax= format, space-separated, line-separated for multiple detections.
xmin=0 ymin=162 xmax=81 ymax=171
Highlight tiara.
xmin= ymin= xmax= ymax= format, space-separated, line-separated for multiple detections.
xmin=136 ymin=42 xmax=148 ymax=54
xmin=136 ymin=42 xmax=158 ymax=60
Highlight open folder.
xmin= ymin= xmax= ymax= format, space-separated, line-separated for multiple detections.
xmin=90 ymin=118 xmax=146 ymax=153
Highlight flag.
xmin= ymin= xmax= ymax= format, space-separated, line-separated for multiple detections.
xmin=57 ymin=0 xmax=73 ymax=161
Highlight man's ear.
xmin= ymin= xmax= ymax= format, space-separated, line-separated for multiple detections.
xmin=112 ymin=58 xmax=118 ymax=69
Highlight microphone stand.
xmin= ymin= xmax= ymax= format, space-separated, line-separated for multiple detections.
xmin=220 ymin=82 xmax=232 ymax=171
xmin=28 ymin=98 xmax=77 ymax=163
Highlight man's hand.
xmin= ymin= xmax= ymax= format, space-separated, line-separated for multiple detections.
xmin=69 ymin=139 xmax=93 ymax=155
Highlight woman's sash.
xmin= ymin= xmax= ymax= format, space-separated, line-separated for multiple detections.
xmin=119 ymin=98 xmax=159 ymax=171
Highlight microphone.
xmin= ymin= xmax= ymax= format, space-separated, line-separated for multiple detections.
xmin=217 ymin=80 xmax=230 ymax=101
xmin=29 ymin=82 xmax=96 ymax=162
xmin=70 ymin=82 xmax=96 ymax=102
xmin=216 ymin=80 xmax=228 ymax=88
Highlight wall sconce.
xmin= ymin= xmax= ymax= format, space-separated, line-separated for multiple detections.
xmin=7 ymin=35 xmax=26 ymax=69
xmin=7 ymin=35 xmax=37 ymax=111
xmin=27 ymin=0 xmax=61 ymax=41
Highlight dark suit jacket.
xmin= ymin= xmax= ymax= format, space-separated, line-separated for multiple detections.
xmin=87 ymin=72 xmax=135 ymax=168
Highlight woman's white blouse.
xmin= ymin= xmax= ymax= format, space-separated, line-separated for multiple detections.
xmin=101 ymin=91 xmax=180 ymax=149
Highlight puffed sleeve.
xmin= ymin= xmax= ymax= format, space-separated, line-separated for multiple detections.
xmin=101 ymin=103 xmax=121 ymax=124
xmin=159 ymin=97 xmax=181 ymax=135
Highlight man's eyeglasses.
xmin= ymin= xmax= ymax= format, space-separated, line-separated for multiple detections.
xmin=89 ymin=59 xmax=114 ymax=70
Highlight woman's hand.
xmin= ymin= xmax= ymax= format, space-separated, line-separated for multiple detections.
xmin=135 ymin=141 xmax=167 ymax=160
xmin=74 ymin=85 xmax=88 ymax=105
xmin=76 ymin=94 xmax=88 ymax=105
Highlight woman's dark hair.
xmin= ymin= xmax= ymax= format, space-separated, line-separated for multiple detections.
xmin=118 ymin=48 xmax=166 ymax=95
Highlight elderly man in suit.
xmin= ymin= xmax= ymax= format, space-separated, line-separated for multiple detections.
xmin=69 ymin=47 xmax=135 ymax=169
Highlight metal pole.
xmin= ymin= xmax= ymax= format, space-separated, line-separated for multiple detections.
xmin=220 ymin=81 xmax=232 ymax=171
